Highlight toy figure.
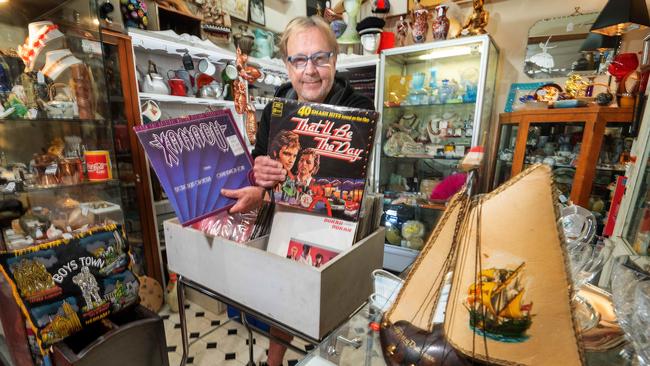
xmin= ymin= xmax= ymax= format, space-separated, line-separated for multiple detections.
xmin=462 ymin=0 xmax=489 ymax=36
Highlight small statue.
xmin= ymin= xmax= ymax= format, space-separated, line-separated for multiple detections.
xmin=462 ymin=0 xmax=489 ymax=36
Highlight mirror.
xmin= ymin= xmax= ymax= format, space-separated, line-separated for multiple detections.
xmin=524 ymin=12 xmax=601 ymax=79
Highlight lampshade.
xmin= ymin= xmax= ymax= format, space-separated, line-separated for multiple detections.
xmin=590 ymin=0 xmax=650 ymax=36
xmin=580 ymin=33 xmax=621 ymax=52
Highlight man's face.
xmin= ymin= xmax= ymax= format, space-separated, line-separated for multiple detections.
xmin=278 ymin=145 xmax=298 ymax=171
xmin=297 ymin=153 xmax=316 ymax=177
xmin=285 ymin=29 xmax=336 ymax=103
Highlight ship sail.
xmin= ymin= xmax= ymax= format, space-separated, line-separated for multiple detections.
xmin=498 ymin=290 xmax=525 ymax=319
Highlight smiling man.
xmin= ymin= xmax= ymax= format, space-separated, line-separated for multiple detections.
xmin=222 ymin=15 xmax=374 ymax=213
xmin=220 ymin=16 xmax=374 ymax=366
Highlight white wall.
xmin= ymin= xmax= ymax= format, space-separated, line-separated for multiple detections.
xmin=264 ymin=0 xmax=306 ymax=33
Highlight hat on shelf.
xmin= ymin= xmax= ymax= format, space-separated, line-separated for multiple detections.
xmin=42 ymin=49 xmax=83 ymax=82
xmin=372 ymin=0 xmax=390 ymax=14
xmin=356 ymin=16 xmax=386 ymax=35
xmin=18 ymin=21 xmax=64 ymax=71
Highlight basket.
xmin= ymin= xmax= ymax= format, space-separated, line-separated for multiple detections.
xmin=45 ymin=83 xmax=76 ymax=119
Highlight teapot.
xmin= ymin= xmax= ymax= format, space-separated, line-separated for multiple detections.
xmin=142 ymin=61 xmax=169 ymax=95
xmin=198 ymin=82 xmax=225 ymax=99
xmin=252 ymin=29 xmax=275 ymax=59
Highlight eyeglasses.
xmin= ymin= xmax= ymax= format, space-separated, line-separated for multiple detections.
xmin=286 ymin=51 xmax=334 ymax=69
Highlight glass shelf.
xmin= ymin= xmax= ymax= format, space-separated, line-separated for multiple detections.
xmin=22 ymin=179 xmax=119 ymax=192
xmin=384 ymin=101 xmax=477 ymax=109
xmin=0 ymin=118 xmax=107 ymax=124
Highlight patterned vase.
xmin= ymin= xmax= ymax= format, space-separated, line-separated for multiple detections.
xmin=411 ymin=9 xmax=429 ymax=43
xmin=432 ymin=5 xmax=450 ymax=41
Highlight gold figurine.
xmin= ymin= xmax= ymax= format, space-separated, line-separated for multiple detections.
xmin=462 ymin=0 xmax=489 ymax=36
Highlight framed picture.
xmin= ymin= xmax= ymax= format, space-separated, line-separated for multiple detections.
xmin=504 ymin=82 xmax=546 ymax=112
xmin=250 ymin=0 xmax=266 ymax=26
xmin=222 ymin=0 xmax=249 ymax=22
xmin=306 ymin=0 xmax=325 ymax=17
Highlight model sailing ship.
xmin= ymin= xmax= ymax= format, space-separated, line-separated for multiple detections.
xmin=380 ymin=164 xmax=584 ymax=366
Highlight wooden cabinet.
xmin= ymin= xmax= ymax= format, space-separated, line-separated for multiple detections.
xmin=488 ymin=107 xmax=633 ymax=207
xmin=101 ymin=31 xmax=162 ymax=285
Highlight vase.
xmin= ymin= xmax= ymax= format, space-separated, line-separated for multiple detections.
xmin=412 ymin=9 xmax=428 ymax=43
xmin=233 ymin=25 xmax=255 ymax=55
xmin=431 ymin=5 xmax=450 ymax=41
xmin=337 ymin=0 xmax=362 ymax=44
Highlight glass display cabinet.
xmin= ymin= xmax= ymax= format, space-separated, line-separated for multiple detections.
xmin=610 ymin=95 xmax=650 ymax=263
xmin=374 ymin=35 xmax=498 ymax=271
xmin=0 ymin=1 xmax=132 ymax=364
xmin=490 ymin=107 xmax=633 ymax=234
xmin=0 ymin=3 xmax=127 ymax=250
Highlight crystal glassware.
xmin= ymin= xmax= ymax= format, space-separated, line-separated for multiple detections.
xmin=611 ymin=255 xmax=650 ymax=364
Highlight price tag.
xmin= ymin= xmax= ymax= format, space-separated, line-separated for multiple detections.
xmin=45 ymin=164 xmax=58 ymax=175
xmin=227 ymin=135 xmax=244 ymax=156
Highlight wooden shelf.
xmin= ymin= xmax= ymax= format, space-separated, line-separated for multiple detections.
xmin=139 ymin=93 xmax=235 ymax=106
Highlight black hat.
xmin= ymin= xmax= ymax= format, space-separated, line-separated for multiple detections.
xmin=356 ymin=16 xmax=386 ymax=35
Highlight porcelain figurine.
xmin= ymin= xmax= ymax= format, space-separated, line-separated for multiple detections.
xmin=431 ymin=5 xmax=450 ymax=40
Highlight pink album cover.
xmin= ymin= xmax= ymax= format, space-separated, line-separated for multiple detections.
xmin=285 ymin=239 xmax=339 ymax=269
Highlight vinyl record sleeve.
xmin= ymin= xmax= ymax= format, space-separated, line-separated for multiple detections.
xmin=268 ymin=98 xmax=379 ymax=221
xmin=134 ymin=110 xmax=253 ymax=226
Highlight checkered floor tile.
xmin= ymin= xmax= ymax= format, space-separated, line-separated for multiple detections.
xmin=160 ymin=301 xmax=308 ymax=365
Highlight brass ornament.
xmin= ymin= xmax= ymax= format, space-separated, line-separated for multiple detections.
xmin=462 ymin=0 xmax=489 ymax=36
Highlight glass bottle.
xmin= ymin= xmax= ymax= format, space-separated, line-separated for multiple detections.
xmin=439 ymin=79 xmax=452 ymax=104
xmin=428 ymin=69 xmax=439 ymax=104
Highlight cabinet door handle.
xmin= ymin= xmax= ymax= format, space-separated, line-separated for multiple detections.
xmin=135 ymin=174 xmax=141 ymax=183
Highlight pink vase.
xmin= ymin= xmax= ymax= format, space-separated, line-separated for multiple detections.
xmin=431 ymin=5 xmax=450 ymax=41
xmin=412 ymin=9 xmax=429 ymax=43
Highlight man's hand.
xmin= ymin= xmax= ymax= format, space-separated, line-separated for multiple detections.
xmin=221 ymin=186 xmax=265 ymax=213
xmin=253 ymin=155 xmax=286 ymax=188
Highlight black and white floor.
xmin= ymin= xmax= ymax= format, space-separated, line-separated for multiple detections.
xmin=161 ymin=302 xmax=308 ymax=366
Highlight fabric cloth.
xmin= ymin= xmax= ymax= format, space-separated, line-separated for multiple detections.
xmin=252 ymin=73 xmax=375 ymax=158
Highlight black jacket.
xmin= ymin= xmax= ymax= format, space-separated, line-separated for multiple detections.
xmin=251 ymin=74 xmax=375 ymax=158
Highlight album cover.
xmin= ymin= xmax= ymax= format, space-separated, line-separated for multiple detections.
xmin=134 ymin=110 xmax=254 ymax=226
xmin=267 ymin=205 xmax=357 ymax=261
xmin=268 ymin=98 xmax=379 ymax=221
